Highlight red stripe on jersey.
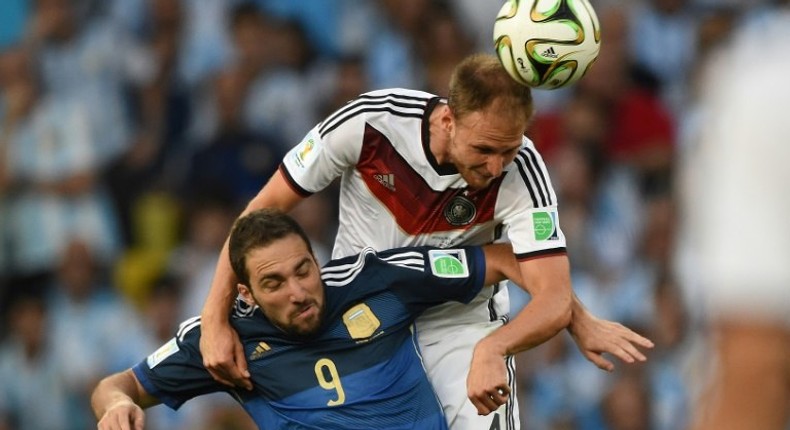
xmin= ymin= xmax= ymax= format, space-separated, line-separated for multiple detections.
xmin=357 ymin=124 xmax=503 ymax=235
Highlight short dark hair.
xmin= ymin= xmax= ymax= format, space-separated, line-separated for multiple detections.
xmin=228 ymin=209 xmax=314 ymax=287
xmin=448 ymin=53 xmax=534 ymax=125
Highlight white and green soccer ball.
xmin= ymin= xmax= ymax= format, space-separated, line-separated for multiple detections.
xmin=493 ymin=0 xmax=601 ymax=90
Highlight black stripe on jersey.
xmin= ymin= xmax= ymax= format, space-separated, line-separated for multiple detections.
xmin=513 ymin=155 xmax=539 ymax=208
xmin=318 ymin=94 xmax=429 ymax=137
xmin=320 ymin=106 xmax=425 ymax=138
xmin=487 ymin=282 xmax=500 ymax=322
xmin=279 ymin=164 xmax=313 ymax=197
xmin=505 ymin=354 xmax=517 ymax=430
xmin=355 ymin=93 xmax=432 ymax=103
xmin=524 ymin=147 xmax=554 ymax=205
xmin=515 ymin=247 xmax=567 ymax=261
xmin=320 ymin=94 xmax=428 ymax=132
xmin=515 ymin=150 xmax=551 ymax=207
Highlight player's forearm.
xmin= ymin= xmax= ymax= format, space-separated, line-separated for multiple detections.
xmin=481 ymin=256 xmax=573 ymax=356
xmin=201 ymin=240 xmax=239 ymax=324
xmin=91 ymin=370 xmax=146 ymax=419
xmin=480 ymin=290 xmax=571 ymax=357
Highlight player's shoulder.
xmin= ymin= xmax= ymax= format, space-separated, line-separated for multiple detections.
xmin=498 ymin=135 xmax=558 ymax=208
xmin=342 ymin=88 xmax=436 ymax=121
xmin=323 ymin=245 xmax=482 ymax=278
xmin=317 ymin=88 xmax=437 ymax=140
xmin=320 ymin=248 xmax=377 ymax=287
xmin=358 ymin=88 xmax=437 ymax=102
xmin=321 ymin=247 xmax=429 ymax=285
xmin=505 ymin=135 xmax=548 ymax=176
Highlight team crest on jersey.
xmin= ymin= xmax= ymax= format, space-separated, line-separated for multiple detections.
xmin=443 ymin=195 xmax=476 ymax=226
xmin=292 ymin=132 xmax=320 ymax=169
xmin=428 ymin=249 xmax=469 ymax=278
xmin=532 ymin=209 xmax=559 ymax=241
xmin=249 ymin=341 xmax=271 ymax=361
xmin=342 ymin=303 xmax=381 ymax=339
xmin=147 ymin=337 xmax=179 ymax=369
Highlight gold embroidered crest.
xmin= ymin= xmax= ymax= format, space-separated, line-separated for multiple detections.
xmin=342 ymin=304 xmax=380 ymax=339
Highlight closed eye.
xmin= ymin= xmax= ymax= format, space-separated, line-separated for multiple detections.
xmin=261 ymin=280 xmax=283 ymax=292
xmin=295 ymin=261 xmax=311 ymax=278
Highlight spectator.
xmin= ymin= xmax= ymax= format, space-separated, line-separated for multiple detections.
xmin=0 ymin=293 xmax=71 ymax=430
xmin=0 ymin=46 xmax=122 ymax=278
xmin=186 ymin=70 xmax=283 ymax=205
xmin=628 ymin=0 xmax=699 ymax=112
xmin=48 ymin=239 xmax=148 ymax=429
xmin=364 ymin=0 xmax=430 ymax=89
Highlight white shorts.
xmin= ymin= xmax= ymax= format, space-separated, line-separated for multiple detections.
xmin=416 ymin=318 xmax=520 ymax=430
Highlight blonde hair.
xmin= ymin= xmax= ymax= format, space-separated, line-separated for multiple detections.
xmin=448 ymin=53 xmax=534 ymax=125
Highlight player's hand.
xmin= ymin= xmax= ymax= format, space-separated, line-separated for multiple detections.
xmin=200 ymin=319 xmax=253 ymax=390
xmin=568 ymin=309 xmax=654 ymax=371
xmin=467 ymin=340 xmax=510 ymax=416
xmin=97 ymin=400 xmax=145 ymax=430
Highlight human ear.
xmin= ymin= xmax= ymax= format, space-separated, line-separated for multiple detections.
xmin=237 ymin=284 xmax=255 ymax=306
xmin=442 ymin=106 xmax=454 ymax=133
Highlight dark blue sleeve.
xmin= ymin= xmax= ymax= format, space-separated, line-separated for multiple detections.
xmin=370 ymin=245 xmax=486 ymax=310
xmin=132 ymin=319 xmax=229 ymax=410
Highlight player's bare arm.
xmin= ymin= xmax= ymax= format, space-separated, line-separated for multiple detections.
xmin=468 ymin=253 xmax=573 ymax=415
xmin=92 ymin=369 xmax=160 ymax=430
xmin=567 ymin=295 xmax=654 ymax=371
xmin=199 ymin=169 xmax=305 ymax=390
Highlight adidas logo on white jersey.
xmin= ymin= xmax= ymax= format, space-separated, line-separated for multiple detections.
xmin=541 ymin=46 xmax=558 ymax=59
xmin=374 ymin=173 xmax=395 ymax=191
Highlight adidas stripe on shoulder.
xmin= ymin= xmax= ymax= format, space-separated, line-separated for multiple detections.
xmin=176 ymin=316 xmax=201 ymax=341
xmin=513 ymin=146 xmax=555 ymax=208
xmin=321 ymin=247 xmax=427 ymax=287
xmin=317 ymin=92 xmax=431 ymax=138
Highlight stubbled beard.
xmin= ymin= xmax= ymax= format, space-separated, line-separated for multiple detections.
xmin=271 ymin=305 xmax=324 ymax=340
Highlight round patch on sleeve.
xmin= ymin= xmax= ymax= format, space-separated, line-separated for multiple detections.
xmin=428 ymin=249 xmax=470 ymax=278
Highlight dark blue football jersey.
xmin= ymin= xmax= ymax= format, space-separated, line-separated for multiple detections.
xmin=133 ymin=246 xmax=486 ymax=429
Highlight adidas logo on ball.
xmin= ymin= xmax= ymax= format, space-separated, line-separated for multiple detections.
xmin=541 ymin=47 xmax=558 ymax=59
xmin=493 ymin=0 xmax=601 ymax=89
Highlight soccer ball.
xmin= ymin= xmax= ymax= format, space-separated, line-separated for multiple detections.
xmin=493 ymin=0 xmax=601 ymax=90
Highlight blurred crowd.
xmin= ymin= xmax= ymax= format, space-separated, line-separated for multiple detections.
xmin=0 ymin=0 xmax=780 ymax=429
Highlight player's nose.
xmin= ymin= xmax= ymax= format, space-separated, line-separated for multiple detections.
xmin=286 ymin=280 xmax=309 ymax=303
xmin=486 ymin=155 xmax=505 ymax=177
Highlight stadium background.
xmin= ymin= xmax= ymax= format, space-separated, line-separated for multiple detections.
xmin=0 ymin=0 xmax=772 ymax=429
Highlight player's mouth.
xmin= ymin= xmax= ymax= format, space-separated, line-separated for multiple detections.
xmin=471 ymin=170 xmax=495 ymax=184
xmin=293 ymin=304 xmax=317 ymax=320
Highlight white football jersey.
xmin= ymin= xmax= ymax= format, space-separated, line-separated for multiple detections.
xmin=281 ymin=88 xmax=567 ymax=334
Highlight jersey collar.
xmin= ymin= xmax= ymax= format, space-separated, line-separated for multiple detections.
xmin=422 ymin=97 xmax=459 ymax=176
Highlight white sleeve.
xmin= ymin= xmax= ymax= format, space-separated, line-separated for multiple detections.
xmin=497 ymin=139 xmax=566 ymax=259
xmin=280 ymin=111 xmax=366 ymax=195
